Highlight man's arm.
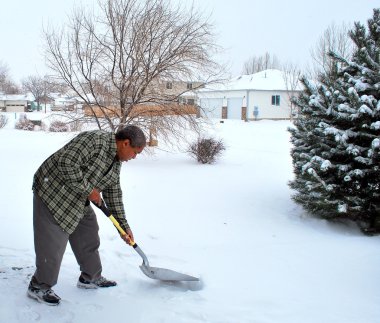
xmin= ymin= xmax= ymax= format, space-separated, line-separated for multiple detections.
xmin=102 ymin=183 xmax=130 ymax=232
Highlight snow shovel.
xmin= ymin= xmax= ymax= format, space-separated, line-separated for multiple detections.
xmin=94 ymin=201 xmax=199 ymax=282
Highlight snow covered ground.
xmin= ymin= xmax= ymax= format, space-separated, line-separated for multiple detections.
xmin=0 ymin=114 xmax=379 ymax=323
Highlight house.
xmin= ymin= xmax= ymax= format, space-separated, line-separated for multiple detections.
xmin=83 ymin=103 xmax=198 ymax=118
xmin=50 ymin=93 xmax=78 ymax=111
xmin=196 ymin=69 xmax=302 ymax=120
xmin=160 ymin=80 xmax=202 ymax=105
xmin=81 ymin=79 xmax=201 ymax=118
xmin=0 ymin=94 xmax=34 ymax=112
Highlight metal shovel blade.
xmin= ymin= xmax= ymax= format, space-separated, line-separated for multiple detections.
xmin=133 ymin=244 xmax=199 ymax=281
xmin=139 ymin=264 xmax=199 ymax=282
xmin=95 ymin=202 xmax=200 ymax=282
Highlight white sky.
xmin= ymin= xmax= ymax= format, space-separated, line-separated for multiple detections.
xmin=0 ymin=0 xmax=378 ymax=82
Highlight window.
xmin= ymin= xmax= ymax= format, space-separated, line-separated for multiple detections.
xmin=187 ymin=98 xmax=195 ymax=105
xmin=271 ymin=95 xmax=280 ymax=106
xmin=166 ymin=82 xmax=173 ymax=89
xmin=187 ymin=82 xmax=193 ymax=90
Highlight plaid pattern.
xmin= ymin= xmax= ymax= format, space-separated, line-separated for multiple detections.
xmin=33 ymin=131 xmax=129 ymax=234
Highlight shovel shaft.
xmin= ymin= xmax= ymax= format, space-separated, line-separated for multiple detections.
xmin=109 ymin=214 xmax=126 ymax=235
xmin=97 ymin=202 xmax=149 ymax=265
xmin=93 ymin=201 xmax=136 ymax=246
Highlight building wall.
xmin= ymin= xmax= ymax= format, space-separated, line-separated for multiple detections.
xmin=199 ymin=97 xmax=223 ymax=118
xmin=197 ymin=89 xmax=297 ymax=120
xmin=6 ymin=106 xmax=25 ymax=113
xmin=5 ymin=100 xmax=27 ymax=113
xmin=152 ymin=79 xmax=202 ymax=104
xmin=247 ymin=90 xmax=292 ymax=120
xmin=83 ymin=103 xmax=198 ymax=118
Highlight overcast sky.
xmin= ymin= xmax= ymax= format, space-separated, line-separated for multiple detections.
xmin=0 ymin=0 xmax=378 ymax=83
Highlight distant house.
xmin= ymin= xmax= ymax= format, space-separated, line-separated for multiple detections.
xmin=0 ymin=94 xmax=34 ymax=112
xmin=196 ymin=69 xmax=302 ymax=120
xmin=49 ymin=93 xmax=78 ymax=111
xmin=83 ymin=103 xmax=198 ymax=118
xmin=160 ymin=80 xmax=202 ymax=106
xmin=81 ymin=79 xmax=201 ymax=118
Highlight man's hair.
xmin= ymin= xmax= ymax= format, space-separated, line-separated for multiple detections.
xmin=115 ymin=125 xmax=146 ymax=147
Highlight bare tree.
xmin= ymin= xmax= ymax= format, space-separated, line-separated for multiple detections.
xmin=45 ymin=77 xmax=70 ymax=95
xmin=0 ymin=61 xmax=8 ymax=92
xmin=242 ymin=52 xmax=281 ymax=74
xmin=308 ymin=22 xmax=354 ymax=79
xmin=22 ymin=75 xmax=68 ymax=113
xmin=0 ymin=61 xmax=20 ymax=94
xmin=44 ymin=0 xmax=222 ymax=145
xmin=22 ymin=75 xmax=45 ymax=111
xmin=282 ymin=61 xmax=302 ymax=120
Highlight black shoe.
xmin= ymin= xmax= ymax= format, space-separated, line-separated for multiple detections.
xmin=77 ymin=275 xmax=117 ymax=289
xmin=27 ymin=282 xmax=61 ymax=306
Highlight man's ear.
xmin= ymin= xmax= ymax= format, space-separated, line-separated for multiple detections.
xmin=124 ymin=139 xmax=131 ymax=147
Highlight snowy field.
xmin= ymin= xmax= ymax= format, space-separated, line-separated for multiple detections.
xmin=0 ymin=114 xmax=380 ymax=323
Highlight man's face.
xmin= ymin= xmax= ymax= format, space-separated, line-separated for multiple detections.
xmin=117 ymin=139 xmax=144 ymax=162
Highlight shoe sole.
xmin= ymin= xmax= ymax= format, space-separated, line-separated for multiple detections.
xmin=27 ymin=290 xmax=60 ymax=306
xmin=77 ymin=280 xmax=117 ymax=289
xmin=77 ymin=282 xmax=98 ymax=289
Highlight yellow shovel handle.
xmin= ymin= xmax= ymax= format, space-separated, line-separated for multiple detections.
xmin=109 ymin=215 xmax=135 ymax=246
xmin=109 ymin=215 xmax=126 ymax=235
xmin=92 ymin=200 xmax=135 ymax=246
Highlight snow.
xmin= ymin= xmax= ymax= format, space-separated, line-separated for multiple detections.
xmin=0 ymin=93 xmax=35 ymax=101
xmin=359 ymin=104 xmax=373 ymax=115
xmin=320 ymin=160 xmax=332 ymax=171
xmin=372 ymin=138 xmax=380 ymax=148
xmin=1 ymin=115 xmax=380 ymax=323
xmin=354 ymin=80 xmax=372 ymax=92
xmin=200 ymin=69 xmax=301 ymax=92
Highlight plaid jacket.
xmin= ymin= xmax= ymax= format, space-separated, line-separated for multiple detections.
xmin=33 ymin=130 xmax=129 ymax=234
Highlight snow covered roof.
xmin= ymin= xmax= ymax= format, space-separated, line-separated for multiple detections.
xmin=0 ymin=93 xmax=35 ymax=101
xmin=200 ymin=69 xmax=302 ymax=92
xmin=49 ymin=93 xmax=63 ymax=99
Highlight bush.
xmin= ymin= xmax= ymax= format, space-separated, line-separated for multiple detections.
xmin=49 ymin=120 xmax=69 ymax=132
xmin=0 ymin=114 xmax=8 ymax=129
xmin=188 ymin=137 xmax=226 ymax=164
xmin=15 ymin=114 xmax=35 ymax=131
xmin=69 ymin=120 xmax=84 ymax=132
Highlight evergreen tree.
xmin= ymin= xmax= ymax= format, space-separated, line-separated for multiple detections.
xmin=289 ymin=9 xmax=380 ymax=232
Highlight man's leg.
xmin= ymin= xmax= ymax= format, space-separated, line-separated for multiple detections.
xmin=28 ymin=193 xmax=68 ymax=305
xmin=69 ymin=205 xmax=102 ymax=281
xmin=32 ymin=193 xmax=69 ymax=288
xmin=70 ymin=205 xmax=116 ymax=289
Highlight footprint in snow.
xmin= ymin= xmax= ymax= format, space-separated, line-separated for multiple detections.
xmin=16 ymin=306 xmax=41 ymax=321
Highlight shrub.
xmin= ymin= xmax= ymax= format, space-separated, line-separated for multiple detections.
xmin=188 ymin=137 xmax=226 ymax=164
xmin=69 ymin=120 xmax=84 ymax=132
xmin=0 ymin=114 xmax=8 ymax=129
xmin=15 ymin=114 xmax=35 ymax=131
xmin=49 ymin=120 xmax=69 ymax=132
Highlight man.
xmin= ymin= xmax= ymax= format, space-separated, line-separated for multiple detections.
xmin=27 ymin=125 xmax=146 ymax=305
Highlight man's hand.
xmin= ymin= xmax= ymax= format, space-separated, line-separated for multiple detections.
xmin=121 ymin=228 xmax=134 ymax=245
xmin=88 ymin=188 xmax=101 ymax=206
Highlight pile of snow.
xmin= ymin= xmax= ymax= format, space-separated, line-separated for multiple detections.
xmin=0 ymin=118 xmax=379 ymax=323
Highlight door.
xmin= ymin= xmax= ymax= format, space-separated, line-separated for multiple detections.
xmin=227 ymin=98 xmax=243 ymax=119
xmin=199 ymin=98 xmax=223 ymax=119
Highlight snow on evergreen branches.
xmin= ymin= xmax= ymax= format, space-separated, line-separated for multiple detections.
xmin=289 ymin=8 xmax=380 ymax=231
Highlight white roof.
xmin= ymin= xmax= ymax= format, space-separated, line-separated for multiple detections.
xmin=0 ymin=93 xmax=34 ymax=101
xmin=200 ymin=69 xmax=302 ymax=92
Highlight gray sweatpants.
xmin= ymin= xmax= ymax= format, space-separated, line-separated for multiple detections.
xmin=32 ymin=193 xmax=102 ymax=289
